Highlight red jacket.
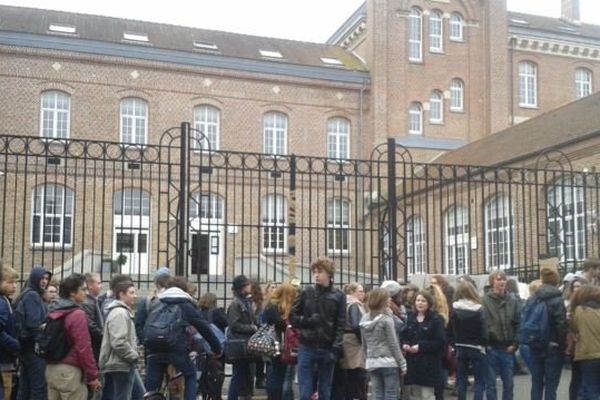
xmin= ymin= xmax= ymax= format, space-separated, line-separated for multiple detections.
xmin=48 ymin=302 xmax=99 ymax=382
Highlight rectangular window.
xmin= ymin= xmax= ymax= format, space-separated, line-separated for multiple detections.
xmin=327 ymin=199 xmax=350 ymax=254
xmin=327 ymin=118 xmax=350 ymax=159
xmin=407 ymin=217 xmax=425 ymax=276
xmin=263 ymin=112 xmax=288 ymax=155
xmin=262 ymin=195 xmax=287 ymax=253
xmin=409 ymin=9 xmax=422 ymax=62
xmin=519 ymin=62 xmax=538 ymax=107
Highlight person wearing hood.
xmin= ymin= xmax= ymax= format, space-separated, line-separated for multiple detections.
xmin=14 ymin=265 xmax=51 ymax=400
xmin=145 ymin=276 xmax=221 ymax=400
xmin=360 ymin=288 xmax=406 ymax=400
xmin=570 ymin=284 xmax=600 ymax=400
xmin=134 ymin=266 xmax=170 ymax=342
xmin=450 ymin=281 xmax=488 ymax=400
xmin=527 ymin=261 xmax=567 ymax=400
xmin=99 ymin=280 xmax=144 ymax=400
xmin=45 ymin=273 xmax=101 ymax=399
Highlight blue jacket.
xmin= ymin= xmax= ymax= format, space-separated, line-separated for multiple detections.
xmin=14 ymin=266 xmax=51 ymax=349
xmin=0 ymin=295 xmax=20 ymax=363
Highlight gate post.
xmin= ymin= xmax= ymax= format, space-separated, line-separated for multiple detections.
xmin=288 ymin=155 xmax=297 ymax=280
xmin=386 ymin=138 xmax=398 ymax=281
xmin=177 ymin=122 xmax=191 ymax=276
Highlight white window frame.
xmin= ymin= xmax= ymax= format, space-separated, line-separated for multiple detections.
xmin=450 ymin=79 xmax=464 ymax=112
xmin=445 ymin=206 xmax=469 ymax=275
xmin=327 ymin=117 xmax=350 ymax=160
xmin=327 ymin=199 xmax=350 ymax=255
xmin=575 ymin=68 xmax=593 ymax=99
xmin=31 ymin=184 xmax=74 ymax=247
xmin=190 ymin=192 xmax=224 ymax=220
xmin=485 ymin=195 xmax=514 ymax=270
xmin=408 ymin=7 xmax=423 ymax=62
xmin=120 ymin=98 xmax=148 ymax=145
xmin=547 ymin=177 xmax=586 ymax=263
xmin=519 ymin=61 xmax=538 ymax=108
xmin=430 ymin=91 xmax=444 ymax=123
xmin=262 ymin=194 xmax=287 ymax=253
xmin=429 ymin=10 xmax=444 ymax=53
xmin=40 ymin=91 xmax=70 ymax=139
xmin=407 ymin=216 xmax=425 ymax=276
xmin=193 ymin=105 xmax=220 ymax=151
xmin=449 ymin=13 xmax=464 ymax=42
xmin=263 ymin=112 xmax=288 ymax=156
xmin=408 ymin=103 xmax=423 ymax=135
xmin=113 ymin=189 xmax=151 ymax=217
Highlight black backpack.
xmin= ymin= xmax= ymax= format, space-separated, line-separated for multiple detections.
xmin=143 ymin=302 xmax=184 ymax=352
xmin=35 ymin=316 xmax=71 ymax=361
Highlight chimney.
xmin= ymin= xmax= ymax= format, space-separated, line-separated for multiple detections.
xmin=561 ymin=0 xmax=581 ymax=24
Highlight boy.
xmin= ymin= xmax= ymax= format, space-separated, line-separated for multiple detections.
xmin=0 ymin=265 xmax=20 ymax=400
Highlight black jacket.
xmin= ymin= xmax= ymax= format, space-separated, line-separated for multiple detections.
xmin=531 ymin=284 xmax=567 ymax=350
xmin=450 ymin=299 xmax=488 ymax=348
xmin=227 ymin=295 xmax=257 ymax=337
xmin=291 ymin=284 xmax=346 ymax=353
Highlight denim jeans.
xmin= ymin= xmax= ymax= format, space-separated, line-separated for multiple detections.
xmin=369 ymin=367 xmax=399 ymax=400
xmin=529 ymin=347 xmax=563 ymax=400
xmin=581 ymin=359 xmax=600 ymax=400
xmin=282 ymin=364 xmax=296 ymax=400
xmin=227 ymin=360 xmax=253 ymax=400
xmin=145 ymin=353 xmax=198 ymax=400
xmin=267 ymin=357 xmax=288 ymax=400
xmin=486 ymin=348 xmax=514 ymax=400
xmin=456 ymin=347 xmax=487 ymax=400
xmin=569 ymin=360 xmax=584 ymax=400
xmin=16 ymin=350 xmax=47 ymax=400
xmin=105 ymin=366 xmax=145 ymax=400
xmin=297 ymin=345 xmax=336 ymax=400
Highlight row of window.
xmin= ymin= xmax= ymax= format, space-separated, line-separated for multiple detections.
xmin=407 ymin=79 xmax=464 ymax=135
xmin=408 ymin=7 xmax=465 ymax=62
xmin=519 ymin=63 xmax=594 ymax=107
xmin=40 ymin=91 xmax=352 ymax=159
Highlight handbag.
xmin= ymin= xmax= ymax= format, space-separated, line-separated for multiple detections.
xmin=224 ymin=333 xmax=252 ymax=364
xmin=280 ymin=323 xmax=300 ymax=365
xmin=247 ymin=324 xmax=279 ymax=357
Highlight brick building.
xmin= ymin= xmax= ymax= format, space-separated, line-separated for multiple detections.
xmin=0 ymin=0 xmax=599 ymax=286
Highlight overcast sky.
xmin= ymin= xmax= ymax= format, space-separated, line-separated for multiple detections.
xmin=1 ymin=0 xmax=599 ymax=43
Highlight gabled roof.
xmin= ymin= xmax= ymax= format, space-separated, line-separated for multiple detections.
xmin=437 ymin=92 xmax=600 ymax=167
xmin=508 ymin=11 xmax=600 ymax=42
xmin=0 ymin=5 xmax=368 ymax=73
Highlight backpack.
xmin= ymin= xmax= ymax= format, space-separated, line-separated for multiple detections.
xmin=518 ymin=296 xmax=550 ymax=351
xmin=35 ymin=316 xmax=71 ymax=361
xmin=13 ymin=288 xmax=33 ymax=340
xmin=280 ymin=323 xmax=300 ymax=364
xmin=143 ymin=302 xmax=184 ymax=352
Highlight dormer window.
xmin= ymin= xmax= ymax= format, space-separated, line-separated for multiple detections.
xmin=320 ymin=57 xmax=343 ymax=66
xmin=49 ymin=24 xmax=76 ymax=34
xmin=193 ymin=41 xmax=219 ymax=51
xmin=509 ymin=18 xmax=530 ymax=25
xmin=123 ymin=31 xmax=149 ymax=42
xmin=259 ymin=50 xmax=283 ymax=59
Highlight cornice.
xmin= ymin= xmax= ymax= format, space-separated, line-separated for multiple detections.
xmin=510 ymin=33 xmax=600 ymax=61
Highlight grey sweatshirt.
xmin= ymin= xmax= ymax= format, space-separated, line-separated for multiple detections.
xmin=360 ymin=312 xmax=407 ymax=371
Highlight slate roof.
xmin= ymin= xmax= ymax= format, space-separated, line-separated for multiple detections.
xmin=508 ymin=11 xmax=600 ymax=42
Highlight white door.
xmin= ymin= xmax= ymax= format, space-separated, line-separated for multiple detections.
xmin=114 ymin=228 xmax=149 ymax=274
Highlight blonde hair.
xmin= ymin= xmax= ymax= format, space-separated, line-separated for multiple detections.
xmin=429 ymin=284 xmax=449 ymax=325
xmin=0 ymin=266 xmax=18 ymax=282
xmin=529 ymin=279 xmax=542 ymax=295
xmin=366 ymin=288 xmax=389 ymax=316
xmin=268 ymin=283 xmax=298 ymax=320
xmin=344 ymin=282 xmax=362 ymax=295
xmin=454 ymin=281 xmax=481 ymax=304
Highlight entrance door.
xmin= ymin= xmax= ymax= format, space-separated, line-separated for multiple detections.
xmin=114 ymin=229 xmax=149 ymax=274
xmin=191 ymin=233 xmax=210 ymax=275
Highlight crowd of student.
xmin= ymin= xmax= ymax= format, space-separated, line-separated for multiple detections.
xmin=0 ymin=255 xmax=599 ymax=400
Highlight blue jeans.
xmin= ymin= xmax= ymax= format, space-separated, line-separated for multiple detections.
xmin=267 ymin=357 xmax=288 ymax=400
xmin=283 ymin=364 xmax=296 ymax=400
xmin=105 ymin=367 xmax=145 ymax=400
xmin=486 ymin=348 xmax=514 ymax=400
xmin=16 ymin=350 xmax=47 ymax=400
xmin=456 ymin=347 xmax=487 ymax=400
xmin=581 ymin=359 xmax=600 ymax=400
xmin=227 ymin=360 xmax=253 ymax=400
xmin=369 ymin=367 xmax=399 ymax=400
xmin=529 ymin=347 xmax=563 ymax=400
xmin=145 ymin=353 xmax=198 ymax=400
xmin=297 ymin=345 xmax=336 ymax=400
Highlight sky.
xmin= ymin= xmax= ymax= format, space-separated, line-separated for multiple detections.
xmin=0 ymin=0 xmax=599 ymax=43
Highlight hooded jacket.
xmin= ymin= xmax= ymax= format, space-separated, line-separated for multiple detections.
xmin=571 ymin=300 xmax=600 ymax=361
xmin=0 ymin=295 xmax=20 ymax=364
xmin=149 ymin=287 xmax=221 ymax=355
xmin=482 ymin=290 xmax=520 ymax=349
xmin=531 ymin=284 xmax=567 ymax=350
xmin=99 ymin=300 xmax=138 ymax=373
xmin=451 ymin=299 xmax=488 ymax=350
xmin=14 ymin=266 xmax=51 ymax=348
xmin=359 ymin=312 xmax=406 ymax=372
xmin=47 ymin=298 xmax=99 ymax=383
xmin=227 ymin=293 xmax=257 ymax=337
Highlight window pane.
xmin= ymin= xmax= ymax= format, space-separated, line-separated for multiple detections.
xmin=120 ymin=98 xmax=147 ymax=144
xmin=409 ymin=8 xmax=422 ymax=61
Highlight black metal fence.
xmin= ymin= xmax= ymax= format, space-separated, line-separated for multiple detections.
xmin=1 ymin=125 xmax=598 ymax=302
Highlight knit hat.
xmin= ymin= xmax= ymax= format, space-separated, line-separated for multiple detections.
xmin=540 ymin=257 xmax=560 ymax=286
xmin=154 ymin=266 xmax=170 ymax=282
xmin=380 ymin=280 xmax=402 ymax=297
xmin=232 ymin=275 xmax=250 ymax=292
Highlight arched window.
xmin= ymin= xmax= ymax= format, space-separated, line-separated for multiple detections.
xmin=575 ymin=68 xmax=593 ymax=99
xmin=408 ymin=7 xmax=423 ymax=62
xmin=429 ymin=10 xmax=444 ymax=52
xmin=193 ymin=105 xmax=220 ymax=151
xmin=547 ymin=177 xmax=585 ymax=263
xmin=120 ymin=98 xmax=148 ymax=145
xmin=189 ymin=192 xmax=224 ymax=220
xmin=449 ymin=13 xmax=464 ymax=42
xmin=327 ymin=117 xmax=350 ymax=160
xmin=519 ymin=61 xmax=538 ymax=107
xmin=263 ymin=112 xmax=288 ymax=155
xmin=40 ymin=90 xmax=70 ymax=139
xmin=450 ymin=79 xmax=464 ymax=111
xmin=262 ymin=194 xmax=287 ymax=252
xmin=445 ymin=206 xmax=469 ymax=275
xmin=327 ymin=199 xmax=350 ymax=254
xmin=430 ymin=90 xmax=444 ymax=123
xmin=408 ymin=102 xmax=423 ymax=135
xmin=485 ymin=195 xmax=514 ymax=270
xmin=407 ymin=216 xmax=425 ymax=276
xmin=31 ymin=184 xmax=74 ymax=246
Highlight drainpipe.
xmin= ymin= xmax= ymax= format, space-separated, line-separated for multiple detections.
xmin=509 ymin=36 xmax=516 ymax=126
